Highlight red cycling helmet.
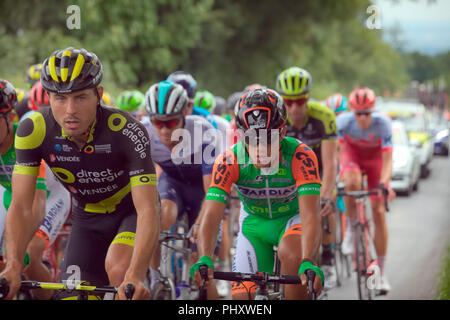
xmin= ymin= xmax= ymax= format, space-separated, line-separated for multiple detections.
xmin=28 ymin=81 xmax=50 ymax=110
xmin=349 ymin=87 xmax=376 ymax=111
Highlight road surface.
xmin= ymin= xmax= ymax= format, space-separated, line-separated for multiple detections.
xmin=327 ymin=156 xmax=450 ymax=300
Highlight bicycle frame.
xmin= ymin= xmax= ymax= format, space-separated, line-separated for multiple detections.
xmin=154 ymin=225 xmax=193 ymax=300
xmin=354 ymin=196 xmax=374 ymax=271
xmin=338 ymin=188 xmax=378 ymax=300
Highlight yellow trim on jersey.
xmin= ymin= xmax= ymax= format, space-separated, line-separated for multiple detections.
xmin=13 ymin=165 xmax=40 ymax=176
xmin=61 ymin=295 xmax=102 ymax=300
xmin=130 ymin=174 xmax=156 ymax=187
xmin=111 ymin=232 xmax=135 ymax=247
xmin=15 ymin=112 xmax=46 ymax=150
xmin=84 ymin=183 xmax=131 ymax=213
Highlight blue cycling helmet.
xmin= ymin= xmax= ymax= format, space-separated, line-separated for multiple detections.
xmin=167 ymin=71 xmax=197 ymax=99
xmin=145 ymin=80 xmax=188 ymax=117
xmin=325 ymin=93 xmax=348 ymax=115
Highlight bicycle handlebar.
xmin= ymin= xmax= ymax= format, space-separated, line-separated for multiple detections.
xmin=124 ymin=283 xmax=135 ymax=300
xmin=213 ymin=271 xmax=303 ymax=285
xmin=158 ymin=230 xmax=191 ymax=243
xmin=305 ymin=269 xmax=316 ymax=300
xmin=0 ymin=278 xmax=9 ymax=300
xmin=0 ymin=278 xmax=136 ymax=300
xmin=337 ymin=189 xmax=389 ymax=212
xmin=213 ymin=270 xmax=317 ymax=300
xmin=195 ymin=266 xmax=318 ymax=300
xmin=198 ymin=264 xmax=209 ymax=300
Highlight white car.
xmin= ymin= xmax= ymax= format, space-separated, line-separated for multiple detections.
xmin=390 ymin=121 xmax=421 ymax=196
xmin=376 ymin=99 xmax=433 ymax=178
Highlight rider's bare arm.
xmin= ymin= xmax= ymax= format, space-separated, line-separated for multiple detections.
xmin=197 ymin=199 xmax=226 ymax=258
xmin=320 ymin=140 xmax=338 ymax=200
xmin=298 ymin=194 xmax=321 ymax=262
xmin=380 ymin=150 xmax=393 ymax=186
xmin=127 ymin=184 xmax=160 ymax=281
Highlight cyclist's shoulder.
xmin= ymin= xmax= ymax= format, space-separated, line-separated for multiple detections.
xmin=336 ymin=111 xmax=354 ymax=127
xmin=99 ymin=104 xmax=149 ymax=134
xmin=281 ymin=137 xmax=314 ymax=157
xmin=185 ymin=115 xmax=216 ymax=135
xmin=371 ymin=112 xmax=392 ymax=125
xmin=192 ymin=106 xmax=211 ymax=117
xmin=281 ymin=136 xmax=303 ymax=149
xmin=307 ymin=101 xmax=336 ymax=121
xmin=16 ymin=108 xmax=51 ymax=135
xmin=211 ymin=114 xmax=231 ymax=130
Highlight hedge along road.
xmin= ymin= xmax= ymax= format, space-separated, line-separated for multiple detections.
xmin=327 ymin=156 xmax=450 ymax=300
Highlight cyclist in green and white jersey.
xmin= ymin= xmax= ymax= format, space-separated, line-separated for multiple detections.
xmin=191 ymin=88 xmax=324 ymax=300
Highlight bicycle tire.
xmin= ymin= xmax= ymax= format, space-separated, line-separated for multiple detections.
xmin=151 ymin=280 xmax=176 ymax=300
xmin=333 ymin=249 xmax=343 ymax=287
xmin=333 ymin=209 xmax=344 ymax=287
xmin=354 ymin=225 xmax=372 ymax=300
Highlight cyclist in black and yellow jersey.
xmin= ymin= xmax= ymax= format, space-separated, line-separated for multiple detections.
xmin=0 ymin=47 xmax=160 ymax=300
xmin=276 ymin=67 xmax=338 ymax=289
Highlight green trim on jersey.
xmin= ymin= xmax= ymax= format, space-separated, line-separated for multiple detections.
xmin=205 ymin=186 xmax=229 ymax=203
xmin=298 ymin=183 xmax=321 ymax=196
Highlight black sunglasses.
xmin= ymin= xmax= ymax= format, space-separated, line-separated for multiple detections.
xmin=355 ymin=111 xmax=372 ymax=117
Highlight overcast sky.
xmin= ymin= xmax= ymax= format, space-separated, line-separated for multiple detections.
xmin=373 ymin=0 xmax=450 ymax=55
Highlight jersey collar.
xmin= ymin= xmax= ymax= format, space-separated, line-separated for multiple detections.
xmin=61 ymin=117 xmax=96 ymax=144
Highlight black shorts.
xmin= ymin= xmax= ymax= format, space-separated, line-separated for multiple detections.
xmin=58 ymin=193 xmax=137 ymax=287
xmin=157 ymin=171 xmax=205 ymax=228
xmin=157 ymin=172 xmax=222 ymax=254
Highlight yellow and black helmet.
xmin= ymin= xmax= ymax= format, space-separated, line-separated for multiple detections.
xmin=40 ymin=47 xmax=103 ymax=94
xmin=26 ymin=63 xmax=43 ymax=88
xmin=275 ymin=67 xmax=312 ymax=100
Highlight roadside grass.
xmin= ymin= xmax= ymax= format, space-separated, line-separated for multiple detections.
xmin=437 ymin=245 xmax=450 ymax=300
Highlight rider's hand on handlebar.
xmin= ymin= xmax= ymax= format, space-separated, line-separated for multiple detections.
xmin=117 ymin=276 xmax=150 ymax=300
xmin=190 ymin=256 xmax=214 ymax=287
xmin=320 ymin=198 xmax=334 ymax=217
xmin=0 ymin=265 xmax=22 ymax=300
xmin=378 ymin=183 xmax=396 ymax=202
xmin=298 ymin=260 xmax=324 ymax=296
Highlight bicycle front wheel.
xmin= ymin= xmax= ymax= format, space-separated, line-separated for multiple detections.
xmin=151 ymin=280 xmax=176 ymax=300
xmin=354 ymin=225 xmax=372 ymax=300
